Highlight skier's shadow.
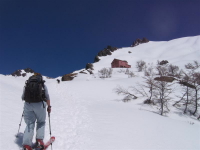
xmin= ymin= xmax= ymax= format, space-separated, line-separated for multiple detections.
xmin=15 ymin=132 xmax=38 ymax=149
xmin=15 ymin=132 xmax=24 ymax=148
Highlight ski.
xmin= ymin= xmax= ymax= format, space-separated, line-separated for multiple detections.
xmin=44 ymin=136 xmax=55 ymax=150
xmin=32 ymin=136 xmax=55 ymax=150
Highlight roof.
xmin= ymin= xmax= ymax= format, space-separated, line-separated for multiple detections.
xmin=112 ymin=58 xmax=128 ymax=62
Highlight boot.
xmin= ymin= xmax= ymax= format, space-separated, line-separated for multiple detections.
xmin=36 ymin=139 xmax=44 ymax=149
xmin=23 ymin=145 xmax=32 ymax=150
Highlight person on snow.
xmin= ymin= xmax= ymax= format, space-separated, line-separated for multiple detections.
xmin=57 ymin=79 xmax=60 ymax=84
xmin=21 ymin=73 xmax=51 ymax=150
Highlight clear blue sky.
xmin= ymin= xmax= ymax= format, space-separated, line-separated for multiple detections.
xmin=0 ymin=0 xmax=200 ymax=78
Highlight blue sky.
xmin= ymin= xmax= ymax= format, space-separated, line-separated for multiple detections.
xmin=0 ymin=0 xmax=200 ymax=78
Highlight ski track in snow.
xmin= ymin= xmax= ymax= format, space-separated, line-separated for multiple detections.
xmin=49 ymin=82 xmax=91 ymax=150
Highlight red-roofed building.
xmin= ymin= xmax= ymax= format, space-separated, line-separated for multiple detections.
xmin=111 ymin=59 xmax=131 ymax=68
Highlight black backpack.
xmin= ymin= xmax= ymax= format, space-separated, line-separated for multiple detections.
xmin=24 ymin=75 xmax=46 ymax=103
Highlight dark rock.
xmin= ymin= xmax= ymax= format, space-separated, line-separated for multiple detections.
xmin=132 ymin=38 xmax=149 ymax=47
xmin=154 ymin=76 xmax=175 ymax=82
xmin=142 ymin=37 xmax=149 ymax=43
xmin=22 ymin=73 xmax=26 ymax=77
xmin=61 ymin=73 xmax=78 ymax=81
xmin=107 ymin=45 xmax=117 ymax=52
xmin=159 ymin=60 xmax=169 ymax=65
xmin=24 ymin=68 xmax=34 ymax=73
xmin=98 ymin=49 xmax=112 ymax=57
xmin=96 ymin=46 xmax=117 ymax=62
xmin=107 ymin=45 xmax=112 ymax=50
xmin=94 ymin=55 xmax=100 ymax=63
xmin=79 ymin=70 xmax=87 ymax=74
xmin=11 ymin=68 xmax=35 ymax=77
xmin=144 ymin=99 xmax=154 ymax=105
xmin=86 ymin=63 xmax=93 ymax=70
xmin=179 ymin=81 xmax=196 ymax=89
xmin=11 ymin=70 xmax=22 ymax=76
xmin=87 ymin=69 xmax=93 ymax=74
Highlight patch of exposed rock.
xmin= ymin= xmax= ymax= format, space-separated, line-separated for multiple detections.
xmin=179 ymin=81 xmax=196 ymax=89
xmin=61 ymin=73 xmax=78 ymax=81
xmin=79 ymin=70 xmax=87 ymax=74
xmin=158 ymin=60 xmax=169 ymax=65
xmin=94 ymin=45 xmax=117 ymax=63
xmin=154 ymin=76 xmax=175 ymax=82
xmin=131 ymin=38 xmax=149 ymax=47
xmin=11 ymin=68 xmax=35 ymax=77
xmin=85 ymin=63 xmax=94 ymax=70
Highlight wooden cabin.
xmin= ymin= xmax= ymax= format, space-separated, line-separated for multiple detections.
xmin=111 ymin=59 xmax=131 ymax=68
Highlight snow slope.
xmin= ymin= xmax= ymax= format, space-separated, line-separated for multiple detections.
xmin=90 ymin=36 xmax=200 ymax=73
xmin=0 ymin=36 xmax=200 ymax=150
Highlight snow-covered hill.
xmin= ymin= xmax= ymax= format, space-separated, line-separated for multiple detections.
xmin=0 ymin=36 xmax=200 ymax=150
xmin=73 ymin=36 xmax=200 ymax=78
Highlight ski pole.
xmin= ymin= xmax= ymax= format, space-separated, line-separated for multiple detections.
xmin=48 ymin=113 xmax=53 ymax=150
xmin=17 ymin=111 xmax=24 ymax=137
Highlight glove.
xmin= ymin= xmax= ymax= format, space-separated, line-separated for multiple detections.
xmin=47 ymin=106 xmax=51 ymax=113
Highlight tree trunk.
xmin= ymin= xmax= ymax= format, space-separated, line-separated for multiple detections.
xmin=184 ymin=87 xmax=189 ymax=114
xmin=193 ymin=89 xmax=198 ymax=115
xmin=149 ymin=86 xmax=153 ymax=100
xmin=160 ymin=86 xmax=164 ymax=116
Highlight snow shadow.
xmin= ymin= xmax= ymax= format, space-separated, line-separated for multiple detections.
xmin=15 ymin=132 xmax=24 ymax=148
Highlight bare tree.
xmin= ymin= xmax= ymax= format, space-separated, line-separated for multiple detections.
xmin=156 ymin=65 xmax=168 ymax=76
xmin=139 ymin=65 xmax=157 ymax=104
xmin=142 ymin=76 xmax=157 ymax=104
xmin=175 ymin=69 xmax=183 ymax=78
xmin=118 ymin=69 xmax=125 ymax=73
xmin=168 ymin=64 xmax=179 ymax=76
xmin=183 ymin=61 xmax=200 ymax=115
xmin=174 ymin=75 xmax=193 ymax=114
xmin=98 ymin=68 xmax=113 ymax=78
xmin=194 ymin=61 xmax=200 ymax=69
xmin=191 ymin=72 xmax=200 ymax=115
xmin=125 ymin=69 xmax=135 ymax=78
xmin=125 ymin=68 xmax=130 ymax=74
xmin=154 ymin=80 xmax=173 ymax=115
xmin=185 ymin=60 xmax=200 ymax=70
xmin=114 ymin=86 xmax=137 ymax=102
xmin=128 ymin=71 xmax=135 ymax=78
xmin=131 ymin=65 xmax=157 ymax=104
xmin=144 ymin=64 xmax=154 ymax=76
xmin=173 ymin=67 xmax=200 ymax=116
xmin=136 ymin=60 xmax=146 ymax=72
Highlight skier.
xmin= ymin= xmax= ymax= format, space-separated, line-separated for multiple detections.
xmin=57 ymin=79 xmax=60 ymax=84
xmin=22 ymin=73 xmax=51 ymax=150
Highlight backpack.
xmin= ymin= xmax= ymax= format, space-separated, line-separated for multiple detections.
xmin=24 ymin=75 xmax=46 ymax=103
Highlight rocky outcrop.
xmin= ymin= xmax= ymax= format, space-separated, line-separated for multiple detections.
xmin=94 ymin=45 xmax=117 ymax=63
xmin=179 ymin=81 xmax=196 ymax=89
xmin=79 ymin=70 xmax=87 ymax=74
xmin=24 ymin=68 xmax=34 ymax=73
xmin=11 ymin=68 xmax=35 ymax=77
xmin=131 ymin=38 xmax=149 ymax=47
xmin=87 ymin=69 xmax=93 ymax=74
xmin=98 ymin=49 xmax=112 ymax=56
xmin=154 ymin=76 xmax=175 ymax=82
xmin=94 ymin=56 xmax=100 ymax=63
xmin=159 ymin=60 xmax=169 ymax=65
xmin=61 ymin=73 xmax=78 ymax=81
xmin=86 ymin=63 xmax=93 ymax=70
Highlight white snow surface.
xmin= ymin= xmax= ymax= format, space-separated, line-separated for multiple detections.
xmin=0 ymin=36 xmax=200 ymax=150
